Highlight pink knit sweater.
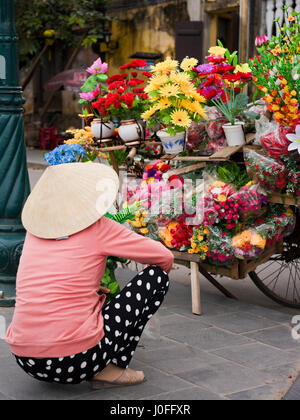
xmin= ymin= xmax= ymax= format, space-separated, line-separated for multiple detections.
xmin=6 ymin=217 xmax=174 ymax=358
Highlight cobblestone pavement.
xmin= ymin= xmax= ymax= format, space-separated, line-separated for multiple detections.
xmin=0 ymin=268 xmax=299 ymax=401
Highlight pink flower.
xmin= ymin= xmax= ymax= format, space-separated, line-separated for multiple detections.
xmin=79 ymin=84 xmax=100 ymax=101
xmin=255 ymin=34 xmax=269 ymax=47
xmin=86 ymin=58 xmax=108 ymax=75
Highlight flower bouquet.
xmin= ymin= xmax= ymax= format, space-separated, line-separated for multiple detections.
xmin=157 ymin=214 xmax=194 ymax=250
xmin=230 ymin=183 xmax=268 ymax=223
xmin=206 ymin=226 xmax=236 ymax=266
xmin=141 ymin=56 xmax=207 ymax=154
xmin=202 ymin=179 xmax=240 ymax=231
xmin=249 ymin=8 xmax=300 ymax=128
xmin=244 ymin=148 xmax=288 ymax=192
xmin=77 ymin=57 xmax=116 ymax=139
xmin=188 ymin=226 xmax=209 ymax=260
xmin=92 ymin=58 xmax=150 ymax=142
xmin=232 ymin=229 xmax=267 ymax=260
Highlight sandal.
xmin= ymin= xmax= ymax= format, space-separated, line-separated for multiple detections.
xmin=88 ymin=368 xmax=146 ymax=390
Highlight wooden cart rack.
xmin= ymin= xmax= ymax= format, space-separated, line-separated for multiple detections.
xmin=90 ymin=133 xmax=299 ymax=314
xmin=172 ymin=241 xmax=283 ymax=316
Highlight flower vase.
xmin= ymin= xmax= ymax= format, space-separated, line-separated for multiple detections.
xmin=91 ymin=119 xmax=115 ymax=139
xmin=222 ymin=122 xmax=245 ymax=147
xmin=118 ymin=120 xmax=143 ymax=143
xmin=157 ymin=130 xmax=186 ymax=154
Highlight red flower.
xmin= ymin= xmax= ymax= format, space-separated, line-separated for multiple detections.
xmin=120 ymin=59 xmax=148 ymax=70
xmin=206 ymin=56 xmax=227 ymax=64
xmin=107 ymin=74 xmax=125 ymax=84
xmin=108 ymin=81 xmax=125 ymax=90
xmin=142 ymin=71 xmax=152 ymax=78
xmin=120 ymin=92 xmax=134 ymax=108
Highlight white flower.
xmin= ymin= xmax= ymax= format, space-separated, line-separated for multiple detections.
xmin=287 ymin=125 xmax=300 ymax=154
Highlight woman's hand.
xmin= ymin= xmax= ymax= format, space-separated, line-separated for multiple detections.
xmin=98 ymin=286 xmax=111 ymax=294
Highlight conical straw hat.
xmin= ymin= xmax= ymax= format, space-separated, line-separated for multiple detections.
xmin=22 ymin=162 xmax=119 ymax=239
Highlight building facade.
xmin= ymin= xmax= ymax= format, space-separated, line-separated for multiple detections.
xmin=22 ymin=0 xmax=300 ymax=143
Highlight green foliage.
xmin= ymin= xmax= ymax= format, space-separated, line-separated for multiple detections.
xmin=208 ymin=161 xmax=251 ymax=190
xmin=14 ymin=0 xmax=109 ymax=67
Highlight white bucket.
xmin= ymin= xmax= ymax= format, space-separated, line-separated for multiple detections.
xmin=222 ymin=122 xmax=245 ymax=147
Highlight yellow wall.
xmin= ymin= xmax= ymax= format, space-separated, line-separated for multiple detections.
xmin=106 ymin=1 xmax=189 ymax=74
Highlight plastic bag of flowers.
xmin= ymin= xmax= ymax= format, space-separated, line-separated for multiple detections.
xmin=263 ymin=206 xmax=296 ymax=239
xmin=244 ymin=148 xmax=288 ymax=192
xmin=201 ymin=173 xmax=240 ymax=231
xmin=205 ymin=226 xmax=236 ymax=266
xmin=260 ymin=123 xmax=294 ymax=159
xmin=232 ymin=229 xmax=267 ymax=260
xmin=186 ymin=121 xmax=211 ymax=155
xmin=157 ymin=214 xmax=194 ymax=250
xmin=230 ymin=182 xmax=268 ymax=223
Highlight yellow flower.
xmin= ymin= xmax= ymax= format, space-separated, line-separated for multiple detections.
xmin=170 ymin=71 xmax=191 ymax=86
xmin=190 ymin=101 xmax=207 ymax=118
xmin=286 ymin=208 xmax=293 ymax=217
xmin=159 ymin=84 xmax=180 ymax=97
xmin=65 ymin=138 xmax=81 ymax=145
xmin=145 ymin=74 xmax=168 ymax=92
xmin=170 ymin=109 xmax=191 ymax=127
xmin=151 ymin=57 xmax=179 ymax=74
xmin=191 ymin=92 xmax=206 ymax=103
xmin=179 ymin=99 xmax=194 ymax=112
xmin=197 ymin=235 xmax=204 ymax=241
xmin=141 ymin=105 xmax=157 ymax=120
xmin=140 ymin=228 xmax=149 ymax=235
xmin=235 ymin=63 xmax=251 ymax=74
xmin=288 ymin=16 xmax=295 ymax=22
xmin=291 ymin=90 xmax=297 ymax=96
xmin=180 ymin=57 xmax=198 ymax=71
xmin=208 ymin=46 xmax=226 ymax=57
xmin=98 ymin=152 xmax=108 ymax=159
xmin=157 ymin=97 xmax=171 ymax=110
xmin=251 ymin=233 xmax=266 ymax=249
xmin=201 ymin=244 xmax=209 ymax=253
xmin=188 ymin=249 xmax=195 ymax=254
xmin=180 ymin=83 xmax=197 ymax=97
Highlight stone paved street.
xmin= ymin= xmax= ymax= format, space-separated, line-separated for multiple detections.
xmin=1 ymin=268 xmax=300 ymax=400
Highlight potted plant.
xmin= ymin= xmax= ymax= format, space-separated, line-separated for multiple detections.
xmin=212 ymin=77 xmax=260 ymax=146
xmin=93 ymin=59 xmax=150 ymax=143
xmin=141 ymin=57 xmax=207 ymax=154
xmin=78 ymin=58 xmax=115 ymax=139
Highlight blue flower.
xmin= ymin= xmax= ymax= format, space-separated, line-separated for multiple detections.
xmin=44 ymin=144 xmax=86 ymax=166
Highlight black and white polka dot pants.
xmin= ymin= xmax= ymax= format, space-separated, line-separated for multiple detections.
xmin=14 ymin=265 xmax=169 ymax=385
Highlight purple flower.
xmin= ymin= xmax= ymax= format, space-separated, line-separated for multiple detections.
xmin=86 ymin=58 xmax=108 ymax=75
xmin=196 ymin=64 xmax=215 ymax=75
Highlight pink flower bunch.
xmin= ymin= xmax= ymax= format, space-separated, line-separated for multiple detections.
xmin=255 ymin=34 xmax=269 ymax=47
xmin=86 ymin=58 xmax=108 ymax=75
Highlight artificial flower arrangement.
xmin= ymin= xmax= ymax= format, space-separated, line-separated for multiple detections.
xmin=92 ymin=58 xmax=150 ymax=142
xmin=78 ymin=57 xmax=109 ymax=118
xmin=190 ymin=43 xmax=257 ymax=147
xmin=140 ymin=56 xmax=207 ymax=154
xmin=249 ymin=7 xmax=300 ymax=128
xmin=191 ymin=44 xmax=252 ymax=104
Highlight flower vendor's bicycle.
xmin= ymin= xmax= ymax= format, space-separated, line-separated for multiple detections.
xmin=249 ymin=208 xmax=300 ymax=309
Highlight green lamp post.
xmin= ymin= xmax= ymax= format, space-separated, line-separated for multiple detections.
xmin=0 ymin=0 xmax=30 ymax=306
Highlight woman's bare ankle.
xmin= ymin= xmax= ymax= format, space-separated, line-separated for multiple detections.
xmin=93 ymin=363 xmax=124 ymax=382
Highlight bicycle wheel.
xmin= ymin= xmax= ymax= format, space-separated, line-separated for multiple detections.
xmin=249 ymin=213 xmax=300 ymax=309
